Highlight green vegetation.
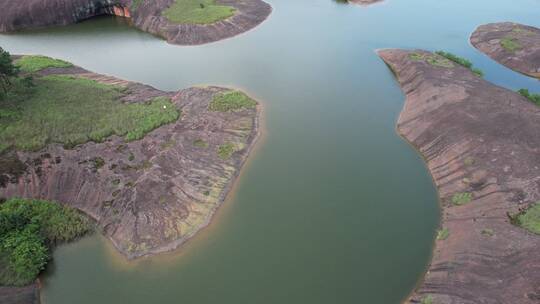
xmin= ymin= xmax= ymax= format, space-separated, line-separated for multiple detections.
xmin=193 ymin=139 xmax=209 ymax=148
xmin=421 ymin=295 xmax=434 ymax=304
xmin=481 ymin=228 xmax=494 ymax=236
xmin=451 ymin=192 xmax=472 ymax=206
xmin=0 ymin=198 xmax=91 ymax=286
xmin=500 ymin=37 xmax=522 ymax=53
xmin=163 ymin=0 xmax=235 ymax=25
xmin=436 ymin=228 xmax=449 ymax=240
xmin=513 ymin=202 xmax=540 ymax=234
xmin=408 ymin=52 xmax=453 ymax=68
xmin=217 ymin=142 xmax=236 ymax=159
xmin=435 ymin=51 xmax=484 ymax=77
xmin=0 ymin=74 xmax=179 ymax=152
xmin=463 ymin=157 xmax=475 ymax=166
xmin=209 ymin=90 xmax=257 ymax=112
xmin=15 ymin=55 xmax=72 ymax=73
xmin=0 ymin=47 xmax=19 ymax=96
xmin=131 ymin=0 xmax=145 ymax=10
xmin=517 ymin=89 xmax=540 ymax=106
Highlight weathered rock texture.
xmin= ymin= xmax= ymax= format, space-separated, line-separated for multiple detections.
xmin=0 ymin=0 xmax=271 ymax=45
xmin=348 ymin=0 xmax=382 ymax=6
xmin=0 ymin=63 xmax=261 ymax=259
xmin=378 ymin=49 xmax=540 ymax=304
xmin=0 ymin=285 xmax=39 ymax=304
xmin=471 ymin=22 xmax=540 ymax=78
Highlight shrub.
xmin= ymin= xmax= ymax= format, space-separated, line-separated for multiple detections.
xmin=513 ymin=202 xmax=540 ymax=234
xmin=0 ymin=198 xmax=91 ymax=286
xmin=163 ymin=0 xmax=235 ymax=25
xmin=451 ymin=192 xmax=472 ymax=206
xmin=435 ymin=51 xmax=484 ymax=77
xmin=436 ymin=228 xmax=449 ymax=240
xmin=517 ymin=89 xmax=540 ymax=106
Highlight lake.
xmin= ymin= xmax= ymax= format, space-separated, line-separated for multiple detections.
xmin=1 ymin=0 xmax=539 ymax=303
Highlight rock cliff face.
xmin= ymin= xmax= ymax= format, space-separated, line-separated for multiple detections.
xmin=378 ymin=49 xmax=540 ymax=304
xmin=0 ymin=64 xmax=261 ymax=259
xmin=0 ymin=285 xmax=39 ymax=304
xmin=471 ymin=22 xmax=540 ymax=79
xmin=0 ymin=0 xmax=272 ymax=45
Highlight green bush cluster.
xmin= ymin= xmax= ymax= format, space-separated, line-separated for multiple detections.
xmin=451 ymin=192 xmax=472 ymax=206
xmin=500 ymin=37 xmax=522 ymax=53
xmin=517 ymin=89 xmax=540 ymax=106
xmin=0 ymin=198 xmax=91 ymax=286
xmin=208 ymin=90 xmax=257 ymax=112
xmin=435 ymin=51 xmax=484 ymax=77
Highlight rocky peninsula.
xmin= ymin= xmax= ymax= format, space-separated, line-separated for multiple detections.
xmin=378 ymin=49 xmax=540 ymax=304
xmin=0 ymin=0 xmax=271 ymax=45
xmin=471 ymin=22 xmax=540 ymax=78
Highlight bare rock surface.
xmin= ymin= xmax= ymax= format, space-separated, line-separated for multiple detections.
xmin=0 ymin=63 xmax=261 ymax=260
xmin=348 ymin=0 xmax=382 ymax=6
xmin=471 ymin=22 xmax=540 ymax=78
xmin=0 ymin=285 xmax=39 ymax=304
xmin=378 ymin=49 xmax=540 ymax=304
xmin=0 ymin=0 xmax=271 ymax=45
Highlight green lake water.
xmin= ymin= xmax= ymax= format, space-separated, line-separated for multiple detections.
xmin=1 ymin=0 xmax=540 ymax=303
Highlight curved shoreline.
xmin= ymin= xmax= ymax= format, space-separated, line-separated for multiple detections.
xmin=470 ymin=22 xmax=540 ymax=79
xmin=0 ymin=0 xmax=272 ymax=46
xmin=378 ymin=48 xmax=540 ymax=304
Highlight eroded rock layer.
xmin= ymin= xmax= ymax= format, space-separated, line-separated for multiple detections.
xmin=378 ymin=49 xmax=540 ymax=304
xmin=0 ymin=0 xmax=272 ymax=45
xmin=0 ymin=64 xmax=261 ymax=259
xmin=471 ymin=22 xmax=540 ymax=78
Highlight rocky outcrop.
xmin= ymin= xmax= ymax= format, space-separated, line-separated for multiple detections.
xmin=0 ymin=0 xmax=271 ymax=45
xmin=471 ymin=22 xmax=540 ymax=79
xmin=378 ymin=49 xmax=540 ymax=304
xmin=0 ymin=63 xmax=261 ymax=259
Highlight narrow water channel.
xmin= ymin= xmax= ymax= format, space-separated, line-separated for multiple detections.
xmin=1 ymin=0 xmax=539 ymax=303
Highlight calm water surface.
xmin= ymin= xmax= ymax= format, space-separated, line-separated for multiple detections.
xmin=2 ymin=0 xmax=540 ymax=303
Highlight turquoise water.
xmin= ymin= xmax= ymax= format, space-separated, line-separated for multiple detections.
xmin=1 ymin=0 xmax=539 ymax=303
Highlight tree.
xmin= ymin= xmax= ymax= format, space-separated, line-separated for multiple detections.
xmin=0 ymin=47 xmax=18 ymax=94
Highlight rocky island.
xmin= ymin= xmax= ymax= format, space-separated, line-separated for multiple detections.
xmin=0 ymin=53 xmax=261 ymax=302
xmin=0 ymin=0 xmax=272 ymax=45
xmin=378 ymin=49 xmax=540 ymax=304
xmin=471 ymin=22 xmax=540 ymax=79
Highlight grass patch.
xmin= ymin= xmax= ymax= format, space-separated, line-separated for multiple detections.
xmin=131 ymin=0 xmax=145 ymax=10
xmin=517 ymin=89 xmax=540 ymax=106
xmin=408 ymin=52 xmax=453 ymax=68
xmin=209 ymin=90 xmax=257 ymax=112
xmin=193 ymin=139 xmax=209 ymax=148
xmin=421 ymin=295 xmax=434 ymax=304
xmin=162 ymin=0 xmax=235 ymax=25
xmin=0 ymin=198 xmax=91 ymax=286
xmin=15 ymin=55 xmax=72 ymax=73
xmin=0 ymin=75 xmax=179 ymax=152
xmin=500 ymin=37 xmax=522 ymax=53
xmin=451 ymin=192 xmax=472 ymax=206
xmin=435 ymin=51 xmax=484 ymax=77
xmin=481 ymin=228 xmax=494 ymax=236
xmin=436 ymin=228 xmax=449 ymax=240
xmin=217 ymin=142 xmax=235 ymax=159
xmin=513 ymin=202 xmax=540 ymax=234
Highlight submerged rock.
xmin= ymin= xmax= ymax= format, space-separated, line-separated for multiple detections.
xmin=471 ymin=22 xmax=540 ymax=78
xmin=0 ymin=0 xmax=272 ymax=45
xmin=378 ymin=49 xmax=540 ymax=304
